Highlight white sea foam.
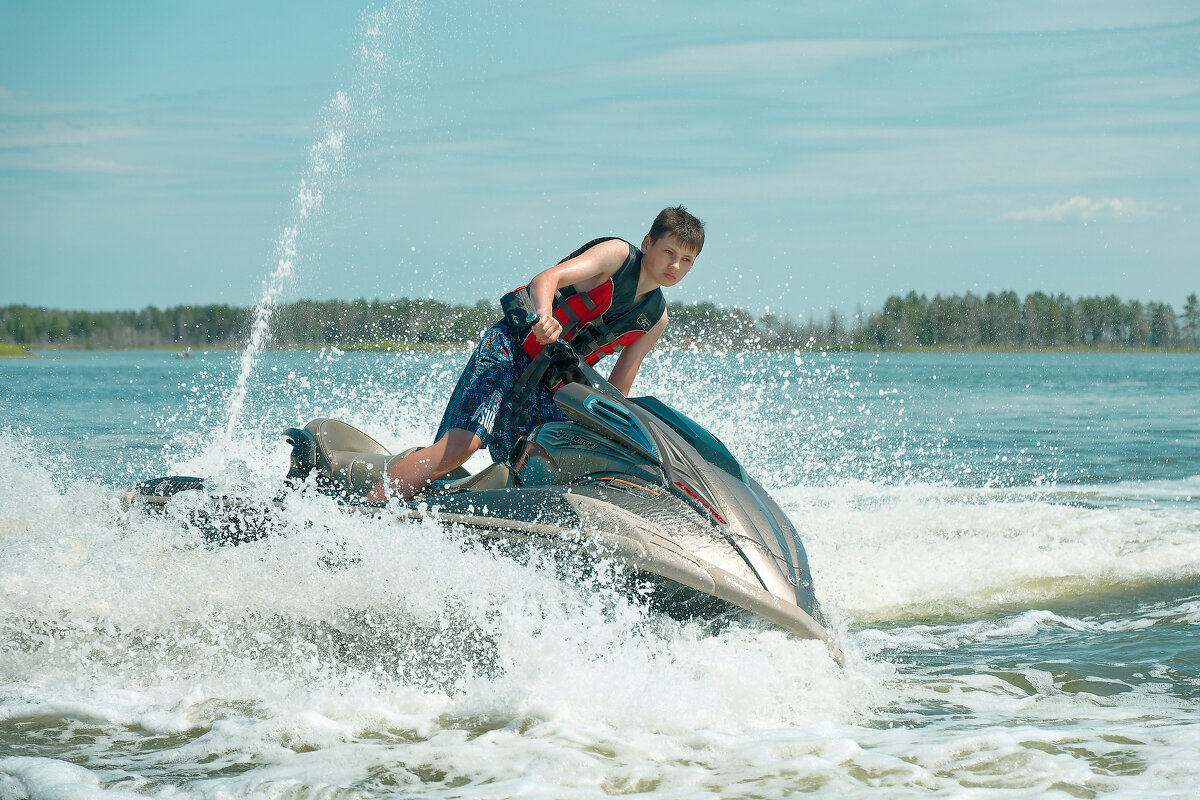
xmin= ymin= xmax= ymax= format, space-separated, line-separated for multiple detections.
xmin=1107 ymin=473 xmax=1200 ymax=502
xmin=0 ymin=440 xmax=874 ymax=795
xmin=0 ymin=757 xmax=152 ymax=800
xmin=777 ymin=480 xmax=1200 ymax=620
xmin=5 ymin=345 xmax=1200 ymax=796
xmin=5 ymin=418 xmax=1200 ymax=796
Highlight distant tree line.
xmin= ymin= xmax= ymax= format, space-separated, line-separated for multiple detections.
xmin=0 ymin=303 xmax=252 ymax=350
xmin=3 ymin=291 xmax=1198 ymax=351
xmin=853 ymin=291 xmax=1200 ymax=350
xmin=0 ymin=299 xmax=496 ymax=350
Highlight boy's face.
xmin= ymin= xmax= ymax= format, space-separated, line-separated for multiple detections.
xmin=640 ymin=234 xmax=699 ymax=288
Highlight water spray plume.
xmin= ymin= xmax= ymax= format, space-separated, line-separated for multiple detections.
xmin=218 ymin=1 xmax=420 ymax=464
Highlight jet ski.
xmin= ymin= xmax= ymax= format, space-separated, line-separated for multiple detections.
xmin=127 ymin=342 xmax=840 ymax=659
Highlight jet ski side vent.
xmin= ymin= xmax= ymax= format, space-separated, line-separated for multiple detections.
xmin=550 ymin=388 xmax=662 ymax=464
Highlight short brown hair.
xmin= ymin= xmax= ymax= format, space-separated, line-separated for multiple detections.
xmin=648 ymin=205 xmax=705 ymax=253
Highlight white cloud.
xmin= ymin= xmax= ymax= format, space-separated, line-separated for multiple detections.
xmin=0 ymin=119 xmax=161 ymax=173
xmin=1055 ymin=75 xmax=1200 ymax=104
xmin=0 ymin=86 xmax=13 ymax=99
xmin=999 ymin=195 xmax=1155 ymax=222
xmin=972 ymin=6 xmax=1200 ymax=36
xmin=602 ymin=37 xmax=921 ymax=81
xmin=0 ymin=151 xmax=157 ymax=174
xmin=0 ymin=121 xmax=147 ymax=149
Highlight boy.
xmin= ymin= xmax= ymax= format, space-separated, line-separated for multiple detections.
xmin=368 ymin=205 xmax=704 ymax=502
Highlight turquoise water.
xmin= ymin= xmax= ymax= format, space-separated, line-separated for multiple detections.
xmin=2 ymin=349 xmax=1198 ymax=797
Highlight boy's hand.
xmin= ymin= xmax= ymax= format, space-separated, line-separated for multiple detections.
xmin=532 ymin=313 xmax=563 ymax=345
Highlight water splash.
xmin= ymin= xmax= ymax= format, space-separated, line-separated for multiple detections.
xmin=6 ymin=351 xmax=1200 ymax=797
xmin=218 ymin=1 xmax=422 ymax=464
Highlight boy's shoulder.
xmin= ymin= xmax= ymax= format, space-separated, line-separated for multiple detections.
xmin=574 ymin=236 xmax=636 ymax=262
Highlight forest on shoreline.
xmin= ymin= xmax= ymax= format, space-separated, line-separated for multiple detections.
xmin=3 ymin=291 xmax=1199 ymax=353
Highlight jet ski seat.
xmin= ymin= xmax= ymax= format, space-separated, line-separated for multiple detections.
xmin=438 ymin=462 xmax=513 ymax=492
xmin=288 ymin=418 xmax=473 ymax=496
xmin=300 ymin=418 xmax=393 ymax=495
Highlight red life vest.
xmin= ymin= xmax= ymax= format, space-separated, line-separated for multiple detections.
xmin=501 ymin=238 xmax=666 ymax=365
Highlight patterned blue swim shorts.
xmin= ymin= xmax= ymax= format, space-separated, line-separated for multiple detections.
xmin=435 ymin=320 xmax=567 ymax=462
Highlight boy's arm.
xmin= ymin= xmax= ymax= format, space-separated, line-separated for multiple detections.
xmin=606 ymin=309 xmax=668 ymax=396
xmin=528 ymin=239 xmax=629 ymax=345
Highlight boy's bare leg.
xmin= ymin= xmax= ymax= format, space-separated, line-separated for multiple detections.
xmin=366 ymin=427 xmax=483 ymax=502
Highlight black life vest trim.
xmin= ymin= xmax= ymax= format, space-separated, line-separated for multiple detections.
xmin=602 ymin=247 xmax=642 ymax=320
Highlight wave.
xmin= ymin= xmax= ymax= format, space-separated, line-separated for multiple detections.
xmin=0 ymin=432 xmax=859 ymax=742
xmin=1105 ymin=474 xmax=1200 ymax=502
xmin=777 ymin=479 xmax=1200 ymax=622
xmin=858 ymin=587 xmax=1200 ymax=654
xmin=5 ymin=430 xmax=1200 ymax=797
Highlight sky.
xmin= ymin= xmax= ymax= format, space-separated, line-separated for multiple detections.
xmin=1 ymin=0 xmax=1198 ymax=319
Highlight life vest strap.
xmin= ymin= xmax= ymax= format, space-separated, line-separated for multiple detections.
xmin=553 ymin=289 xmax=581 ymax=325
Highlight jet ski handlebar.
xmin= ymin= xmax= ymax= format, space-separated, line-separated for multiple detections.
xmin=533 ymin=339 xmax=626 ymax=400
xmin=541 ymin=340 xmax=586 ymax=385
xmin=500 ymin=339 xmax=626 ymax=435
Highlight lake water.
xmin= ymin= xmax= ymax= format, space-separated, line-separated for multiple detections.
xmin=2 ymin=348 xmax=1198 ymax=798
